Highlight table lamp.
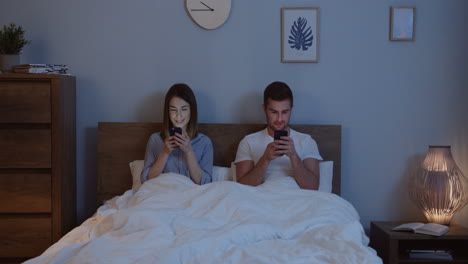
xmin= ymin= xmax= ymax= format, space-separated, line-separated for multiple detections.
xmin=409 ymin=145 xmax=468 ymax=225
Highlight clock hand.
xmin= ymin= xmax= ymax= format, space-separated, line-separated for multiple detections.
xmin=200 ymin=1 xmax=214 ymax=11
xmin=191 ymin=9 xmax=212 ymax=11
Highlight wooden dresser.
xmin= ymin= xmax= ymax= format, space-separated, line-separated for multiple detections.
xmin=0 ymin=74 xmax=76 ymax=263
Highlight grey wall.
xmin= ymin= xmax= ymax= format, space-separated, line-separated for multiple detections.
xmin=1 ymin=0 xmax=467 ymax=229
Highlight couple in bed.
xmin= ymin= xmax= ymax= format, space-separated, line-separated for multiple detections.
xmin=140 ymin=81 xmax=322 ymax=190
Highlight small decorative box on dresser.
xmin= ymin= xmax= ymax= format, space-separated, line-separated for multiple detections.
xmin=0 ymin=74 xmax=76 ymax=263
xmin=370 ymin=221 xmax=468 ymax=264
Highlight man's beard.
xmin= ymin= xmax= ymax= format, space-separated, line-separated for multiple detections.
xmin=268 ymin=122 xmax=287 ymax=132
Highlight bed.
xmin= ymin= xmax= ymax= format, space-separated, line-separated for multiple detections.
xmin=25 ymin=122 xmax=382 ymax=264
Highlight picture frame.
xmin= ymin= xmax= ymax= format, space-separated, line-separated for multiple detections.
xmin=281 ymin=7 xmax=319 ymax=63
xmin=390 ymin=6 xmax=416 ymax=41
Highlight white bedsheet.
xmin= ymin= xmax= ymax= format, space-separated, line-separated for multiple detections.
xmin=26 ymin=173 xmax=382 ymax=264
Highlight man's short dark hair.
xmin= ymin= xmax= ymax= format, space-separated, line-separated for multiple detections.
xmin=263 ymin=81 xmax=293 ymax=106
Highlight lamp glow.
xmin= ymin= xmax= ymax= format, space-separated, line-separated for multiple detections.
xmin=409 ymin=145 xmax=468 ymax=225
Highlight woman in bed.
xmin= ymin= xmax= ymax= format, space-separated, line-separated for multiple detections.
xmin=140 ymin=83 xmax=213 ymax=185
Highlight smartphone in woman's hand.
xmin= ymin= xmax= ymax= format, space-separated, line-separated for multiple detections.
xmin=170 ymin=127 xmax=182 ymax=136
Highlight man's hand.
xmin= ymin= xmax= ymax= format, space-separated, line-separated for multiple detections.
xmin=273 ymin=136 xmax=298 ymax=158
xmin=264 ymin=141 xmax=282 ymax=161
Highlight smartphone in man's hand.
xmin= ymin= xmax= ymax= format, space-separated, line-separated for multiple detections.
xmin=274 ymin=130 xmax=288 ymax=140
xmin=170 ymin=127 xmax=182 ymax=136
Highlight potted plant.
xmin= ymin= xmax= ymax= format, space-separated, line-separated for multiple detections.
xmin=0 ymin=23 xmax=32 ymax=72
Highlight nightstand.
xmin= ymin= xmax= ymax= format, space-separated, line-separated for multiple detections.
xmin=370 ymin=221 xmax=468 ymax=264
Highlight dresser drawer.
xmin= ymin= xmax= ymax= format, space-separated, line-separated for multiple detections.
xmin=0 ymin=171 xmax=51 ymax=213
xmin=0 ymin=129 xmax=51 ymax=168
xmin=0 ymin=215 xmax=51 ymax=258
xmin=0 ymin=81 xmax=51 ymax=123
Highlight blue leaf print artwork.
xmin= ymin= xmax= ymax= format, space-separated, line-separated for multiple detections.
xmin=288 ymin=17 xmax=313 ymax=51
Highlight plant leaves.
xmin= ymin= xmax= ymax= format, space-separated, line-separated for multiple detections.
xmin=0 ymin=23 xmax=32 ymax=54
xmin=288 ymin=17 xmax=313 ymax=51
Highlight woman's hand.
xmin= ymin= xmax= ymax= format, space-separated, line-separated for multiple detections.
xmin=174 ymin=131 xmax=193 ymax=153
xmin=163 ymin=135 xmax=178 ymax=154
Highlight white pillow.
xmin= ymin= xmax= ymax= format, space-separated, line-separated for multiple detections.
xmin=212 ymin=163 xmax=236 ymax=182
xmin=129 ymin=160 xmax=145 ymax=190
xmin=212 ymin=166 xmax=231 ymax=182
xmin=230 ymin=162 xmax=236 ymax=182
xmin=129 ymin=160 xmax=333 ymax=192
xmin=318 ymin=161 xmax=333 ymax=193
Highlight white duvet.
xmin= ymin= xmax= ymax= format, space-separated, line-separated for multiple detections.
xmin=26 ymin=173 xmax=382 ymax=264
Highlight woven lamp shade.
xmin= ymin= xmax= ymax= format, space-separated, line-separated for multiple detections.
xmin=409 ymin=145 xmax=468 ymax=225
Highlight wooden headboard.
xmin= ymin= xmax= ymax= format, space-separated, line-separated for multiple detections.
xmin=97 ymin=123 xmax=341 ymax=204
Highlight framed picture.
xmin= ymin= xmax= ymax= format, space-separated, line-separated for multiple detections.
xmin=390 ymin=6 xmax=416 ymax=41
xmin=281 ymin=7 xmax=319 ymax=63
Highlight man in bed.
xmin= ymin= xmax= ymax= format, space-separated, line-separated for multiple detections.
xmin=234 ymin=81 xmax=323 ymax=190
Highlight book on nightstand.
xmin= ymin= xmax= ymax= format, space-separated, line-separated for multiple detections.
xmin=392 ymin=222 xmax=449 ymax=236
xmin=407 ymin=249 xmax=453 ymax=260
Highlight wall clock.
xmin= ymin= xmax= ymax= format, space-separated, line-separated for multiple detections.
xmin=185 ymin=0 xmax=231 ymax=30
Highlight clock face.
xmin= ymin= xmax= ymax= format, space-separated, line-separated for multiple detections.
xmin=185 ymin=0 xmax=231 ymax=30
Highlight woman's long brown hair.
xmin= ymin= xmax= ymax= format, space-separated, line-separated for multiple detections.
xmin=161 ymin=83 xmax=198 ymax=140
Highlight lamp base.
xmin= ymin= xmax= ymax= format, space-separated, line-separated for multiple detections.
xmin=424 ymin=211 xmax=453 ymax=225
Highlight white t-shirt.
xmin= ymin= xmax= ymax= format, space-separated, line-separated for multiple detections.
xmin=234 ymin=128 xmax=322 ymax=180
